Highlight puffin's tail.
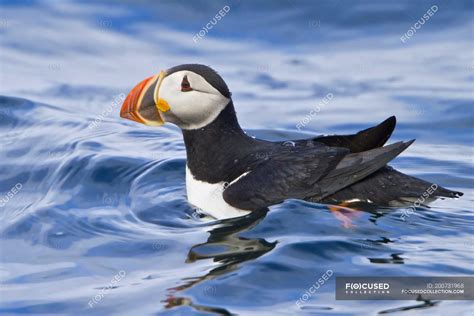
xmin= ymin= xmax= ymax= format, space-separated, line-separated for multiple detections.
xmin=319 ymin=166 xmax=463 ymax=206
xmin=314 ymin=116 xmax=397 ymax=153
xmin=307 ymin=116 xmax=463 ymax=206
xmin=433 ymin=183 xmax=464 ymax=198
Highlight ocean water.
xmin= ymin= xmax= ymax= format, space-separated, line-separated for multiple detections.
xmin=0 ymin=0 xmax=473 ymax=315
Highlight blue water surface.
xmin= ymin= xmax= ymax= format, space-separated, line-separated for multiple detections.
xmin=0 ymin=0 xmax=473 ymax=315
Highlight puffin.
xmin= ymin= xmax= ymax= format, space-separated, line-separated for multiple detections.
xmin=120 ymin=64 xmax=463 ymax=219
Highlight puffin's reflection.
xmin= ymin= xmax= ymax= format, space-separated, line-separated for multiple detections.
xmin=379 ymin=295 xmax=440 ymax=314
xmin=187 ymin=208 xmax=276 ymax=264
xmin=163 ymin=209 xmax=276 ymax=313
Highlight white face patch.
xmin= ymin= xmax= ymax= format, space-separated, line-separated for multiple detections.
xmin=159 ymin=70 xmax=230 ymax=130
xmin=185 ymin=166 xmax=250 ymax=220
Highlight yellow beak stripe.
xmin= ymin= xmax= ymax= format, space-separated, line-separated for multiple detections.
xmin=156 ymin=98 xmax=170 ymax=112
xmin=154 ymin=70 xmax=170 ymax=112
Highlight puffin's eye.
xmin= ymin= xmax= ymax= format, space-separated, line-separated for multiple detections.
xmin=181 ymin=75 xmax=192 ymax=92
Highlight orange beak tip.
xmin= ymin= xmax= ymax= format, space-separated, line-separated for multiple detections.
xmin=120 ymin=76 xmax=155 ymax=124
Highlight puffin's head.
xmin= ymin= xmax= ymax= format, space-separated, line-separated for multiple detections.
xmin=120 ymin=64 xmax=231 ymax=130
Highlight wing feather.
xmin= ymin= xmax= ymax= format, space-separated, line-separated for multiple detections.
xmin=223 ymin=139 xmax=414 ymax=211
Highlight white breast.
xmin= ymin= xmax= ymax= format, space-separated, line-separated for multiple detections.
xmin=185 ymin=166 xmax=250 ymax=219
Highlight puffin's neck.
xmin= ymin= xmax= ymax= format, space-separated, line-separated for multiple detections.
xmin=182 ymin=101 xmax=254 ymax=182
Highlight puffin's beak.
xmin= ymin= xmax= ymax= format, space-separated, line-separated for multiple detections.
xmin=120 ymin=71 xmax=169 ymax=126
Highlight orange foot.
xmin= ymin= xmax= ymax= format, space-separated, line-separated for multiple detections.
xmin=328 ymin=203 xmax=362 ymax=228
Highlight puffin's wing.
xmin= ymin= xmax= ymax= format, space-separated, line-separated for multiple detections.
xmin=223 ymin=140 xmax=413 ymax=211
xmin=316 ymin=140 xmax=414 ymax=200
xmin=312 ymin=116 xmax=396 ymax=153
xmin=223 ymin=146 xmax=349 ymax=211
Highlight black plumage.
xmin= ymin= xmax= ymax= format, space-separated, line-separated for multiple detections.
xmin=314 ymin=116 xmax=396 ymax=153
xmin=182 ymin=100 xmax=462 ymax=212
